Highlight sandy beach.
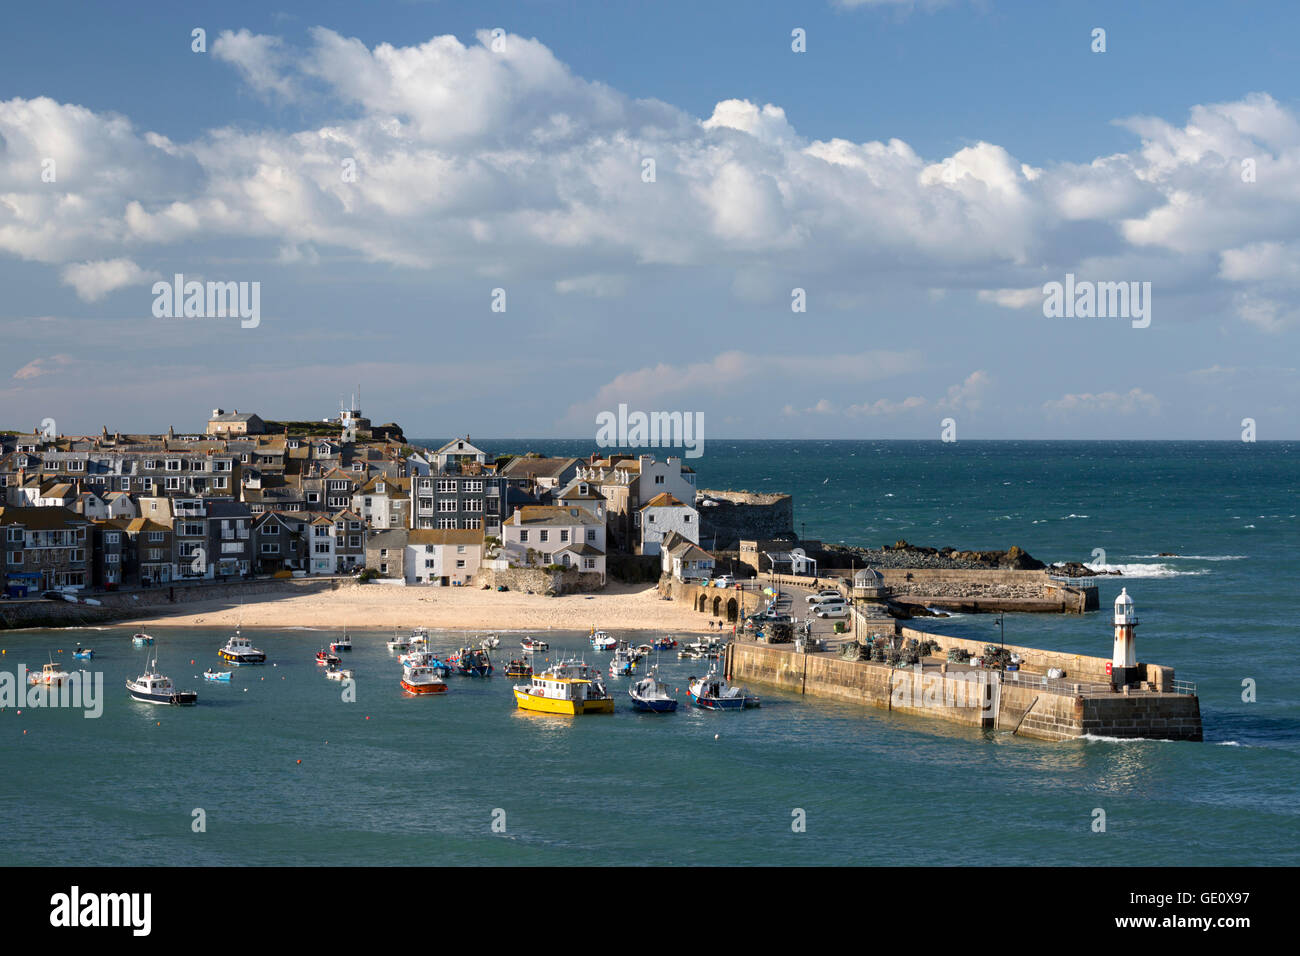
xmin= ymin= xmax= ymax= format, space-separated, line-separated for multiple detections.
xmin=115 ymin=581 xmax=717 ymax=634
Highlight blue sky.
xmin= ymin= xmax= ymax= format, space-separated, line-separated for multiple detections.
xmin=2 ymin=0 xmax=1298 ymax=439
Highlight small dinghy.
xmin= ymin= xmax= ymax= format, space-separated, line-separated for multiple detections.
xmin=324 ymin=664 xmax=354 ymax=682
xmin=479 ymin=634 xmax=501 ymax=649
xmin=202 ymin=669 xmax=232 ymax=682
xmin=521 ymin=637 xmax=548 ymax=652
xmin=505 ymin=658 xmax=533 ymax=679
xmin=316 ymin=648 xmax=341 ymax=666
xmin=72 ymin=644 xmax=94 ymax=660
xmin=132 ymin=632 xmax=154 ymax=646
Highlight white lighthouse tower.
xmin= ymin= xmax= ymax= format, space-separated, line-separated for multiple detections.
xmin=1112 ymin=587 xmax=1139 ymax=686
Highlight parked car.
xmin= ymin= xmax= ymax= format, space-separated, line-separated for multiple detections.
xmin=814 ymin=605 xmax=849 ymax=618
xmin=713 ymin=574 xmax=736 ymax=588
xmin=806 ymin=589 xmax=842 ymax=603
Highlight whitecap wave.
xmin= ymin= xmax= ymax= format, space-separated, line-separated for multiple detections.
xmin=1060 ymin=514 xmax=1090 ymax=519
xmin=1085 ymin=562 xmax=1209 ymax=578
xmin=1080 ymin=733 xmax=1176 ymax=744
xmin=1133 ymin=554 xmax=1247 ymax=561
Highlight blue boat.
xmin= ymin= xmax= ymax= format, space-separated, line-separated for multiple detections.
xmin=687 ymin=667 xmax=759 ymax=711
xmin=628 ymin=671 xmax=677 ymax=712
xmin=202 ymin=669 xmax=232 ymax=682
xmin=452 ymin=647 xmax=493 ymax=677
xmin=72 ymin=645 xmax=94 ymax=660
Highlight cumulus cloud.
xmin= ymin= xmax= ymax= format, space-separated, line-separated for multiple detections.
xmin=978 ymin=287 xmax=1041 ymax=309
xmin=59 ymin=258 xmax=154 ymax=301
xmin=13 ymin=354 xmax=75 ymax=380
xmin=1043 ymin=388 xmax=1161 ymax=416
xmin=0 ymin=31 xmax=1299 ymax=336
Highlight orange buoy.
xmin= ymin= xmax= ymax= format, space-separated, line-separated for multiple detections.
xmin=296 ymin=759 xmax=302 ymax=764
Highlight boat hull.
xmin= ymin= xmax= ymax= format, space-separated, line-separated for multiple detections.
xmin=629 ymin=696 xmax=678 ymax=713
xmin=513 ymin=688 xmax=614 ymax=715
xmin=687 ymin=691 xmax=758 ymax=710
xmin=401 ymin=679 xmax=447 ymax=695
xmin=126 ymin=685 xmax=198 ymax=706
xmin=218 ymin=650 xmax=265 ymax=664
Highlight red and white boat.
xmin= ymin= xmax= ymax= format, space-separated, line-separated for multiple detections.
xmin=316 ymin=648 xmax=341 ymax=666
xmin=401 ymin=663 xmax=447 ymax=695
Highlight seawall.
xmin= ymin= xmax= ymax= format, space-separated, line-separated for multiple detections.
xmin=725 ymin=637 xmax=1202 ymax=743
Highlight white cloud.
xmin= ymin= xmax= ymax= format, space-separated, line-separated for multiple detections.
xmin=978 ymin=287 xmax=1041 ymax=309
xmin=59 ymin=258 xmax=154 ymax=302
xmin=1043 ymin=388 xmax=1161 ymax=416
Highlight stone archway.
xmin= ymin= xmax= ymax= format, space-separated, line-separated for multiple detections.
xmin=726 ymin=598 xmax=738 ymax=622
xmin=697 ymin=593 xmax=707 ymax=613
xmin=712 ymin=596 xmax=722 ymax=617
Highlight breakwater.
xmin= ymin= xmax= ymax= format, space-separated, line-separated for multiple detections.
xmin=725 ymin=626 xmax=1202 ymax=742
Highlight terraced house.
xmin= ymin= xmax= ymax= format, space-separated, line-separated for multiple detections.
xmin=411 ymin=436 xmax=506 ymax=535
xmin=501 ymin=506 xmax=606 ymax=582
xmin=0 ymin=505 xmax=92 ymax=593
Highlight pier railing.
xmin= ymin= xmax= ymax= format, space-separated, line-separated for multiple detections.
xmin=1171 ymin=679 xmax=1197 ymax=696
xmin=1047 ymin=575 xmax=1097 ymax=589
xmin=999 ymin=669 xmax=1113 ymax=696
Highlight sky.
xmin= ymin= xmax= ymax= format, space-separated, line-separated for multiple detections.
xmin=1 ymin=0 xmax=1298 ymax=440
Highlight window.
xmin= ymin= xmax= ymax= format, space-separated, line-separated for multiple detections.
xmin=464 ymin=480 xmax=483 ymax=492
xmin=380 ymin=563 xmax=388 ymax=574
xmin=456 ymin=559 xmax=465 ymax=569
xmin=314 ymin=543 xmax=330 ymax=554
xmin=166 ymin=459 xmax=182 ymax=471
xmin=214 ymin=477 xmax=228 ymax=490
xmin=6 ymin=528 xmax=22 ymax=543
xmin=456 ymin=545 xmax=466 ymax=553
xmin=437 ymin=479 xmax=456 ymax=493
xmin=520 ymin=530 xmax=529 ymax=542
xmin=379 ymin=549 xmax=388 ymax=558
xmin=264 ymin=524 xmax=279 ymax=535
xmin=349 ymin=536 xmax=361 ymax=548
xmin=6 ymin=552 xmax=21 ymax=565
xmin=437 ymin=518 xmax=457 ymax=529
xmin=105 ymin=533 xmax=120 ymax=544
xmin=464 ymin=499 xmax=482 ymax=513
xmin=539 ymin=530 xmax=549 ymax=543
xmin=684 ymin=514 xmax=691 ymax=523
xmin=260 ymin=543 xmax=281 ymax=555
xmin=148 ymin=531 xmax=165 ymax=542
xmin=425 ymin=559 xmax=435 ymax=569
xmin=437 ymin=500 xmax=457 ymax=513
xmin=105 ymin=553 xmax=119 ymax=564
xmin=67 ymin=460 xmax=84 ymax=472
xmin=587 ymin=529 xmax=596 ymax=542
xmin=560 ymin=530 xmax=569 ymax=542
xmin=464 ymin=518 xmax=480 ymax=529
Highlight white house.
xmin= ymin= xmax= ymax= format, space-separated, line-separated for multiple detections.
xmin=637 ymin=492 xmax=699 ymax=556
xmin=553 ymin=478 xmax=606 ymax=522
xmin=308 ymin=515 xmax=336 ymax=575
xmin=661 ymin=531 xmax=716 ymax=581
xmin=405 ymin=528 xmax=485 ymax=585
xmin=502 ymin=506 xmax=606 ymax=582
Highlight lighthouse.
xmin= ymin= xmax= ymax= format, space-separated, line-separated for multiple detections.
xmin=1112 ymin=587 xmax=1139 ymax=687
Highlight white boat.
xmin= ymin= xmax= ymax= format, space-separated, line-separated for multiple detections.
xmin=132 ymin=632 xmax=154 ymax=646
xmin=521 ymin=637 xmax=549 ymax=652
xmin=217 ymin=630 xmax=266 ymax=665
xmin=27 ymin=661 xmax=71 ymax=687
xmin=324 ymin=664 xmax=354 ymax=682
xmin=387 ymin=633 xmax=409 ymax=651
xmin=330 ymin=630 xmax=353 ymax=653
xmin=590 ymin=630 xmax=617 ymax=651
xmin=628 ymin=670 xmax=678 ymax=712
xmin=401 ymin=663 xmax=447 ymax=695
xmin=687 ymin=665 xmax=759 ymax=711
xmin=126 ymin=657 xmax=197 ymax=705
xmin=479 ymin=634 xmax=501 ymax=649
xmin=609 ymin=645 xmax=638 ymax=677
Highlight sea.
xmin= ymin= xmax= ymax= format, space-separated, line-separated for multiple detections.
xmin=1 ymin=441 xmax=1295 ymax=866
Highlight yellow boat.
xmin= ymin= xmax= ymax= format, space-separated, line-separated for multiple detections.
xmin=513 ymin=658 xmax=615 ymax=715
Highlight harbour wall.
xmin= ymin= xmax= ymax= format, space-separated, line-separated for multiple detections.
xmin=725 ymin=638 xmax=1202 ymax=742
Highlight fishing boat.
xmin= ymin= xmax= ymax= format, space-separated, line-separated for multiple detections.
xmin=72 ymin=644 xmax=94 ymax=660
xmin=324 ymin=664 xmax=354 ymax=682
xmin=504 ymin=658 xmax=533 ymax=679
xmin=132 ymin=631 xmax=154 ymax=646
xmin=608 ymin=645 xmax=638 ymax=677
xmin=27 ymin=661 xmax=71 ymax=687
xmin=330 ymin=630 xmax=353 ymax=653
xmin=479 ymin=634 xmax=501 ymax=649
xmin=126 ymin=657 xmax=198 ymax=705
xmin=400 ymin=663 xmax=447 ymax=695
xmin=316 ymin=648 xmax=341 ymax=666
xmin=513 ymin=658 xmax=614 ymax=715
xmin=628 ymin=670 xmax=678 ymax=713
xmin=687 ymin=666 xmax=759 ymax=711
xmin=217 ymin=630 xmax=266 ymax=665
xmin=590 ymin=630 xmax=617 ymax=652
xmin=202 ymin=669 xmax=232 ymax=682
xmin=409 ymin=626 xmax=430 ymax=648
xmin=386 ymin=633 xmax=409 ymax=651
xmin=451 ymin=647 xmax=493 ymax=677
xmin=652 ymin=636 xmax=678 ymax=650
xmin=425 ymin=656 xmax=452 ymax=679
xmin=521 ymin=637 xmax=548 ymax=652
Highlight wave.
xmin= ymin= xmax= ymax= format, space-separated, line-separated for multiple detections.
xmin=1080 ymin=734 xmax=1176 ymax=744
xmin=1085 ymin=562 xmax=1209 ymax=578
xmin=1060 ymin=514 xmax=1090 ymax=519
xmin=1133 ymin=554 xmax=1247 ymax=561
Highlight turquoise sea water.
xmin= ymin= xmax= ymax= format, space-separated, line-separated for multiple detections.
xmin=2 ymin=441 xmax=1296 ymax=866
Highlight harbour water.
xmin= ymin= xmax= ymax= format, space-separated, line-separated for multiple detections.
xmin=2 ymin=441 xmax=1296 ymax=866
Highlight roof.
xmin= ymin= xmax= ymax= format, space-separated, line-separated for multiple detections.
xmin=0 ymin=506 xmax=90 ymax=530
xmin=640 ymin=492 xmax=688 ymax=510
xmin=408 ymin=529 xmax=486 ymax=547
xmin=501 ymin=456 xmax=578 ymax=480
xmin=209 ymin=412 xmax=260 ymax=423
xmin=206 ymin=501 xmax=253 ymax=519
xmin=505 ymin=506 xmax=605 ymax=527
xmin=554 ymin=541 xmax=605 ymax=557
